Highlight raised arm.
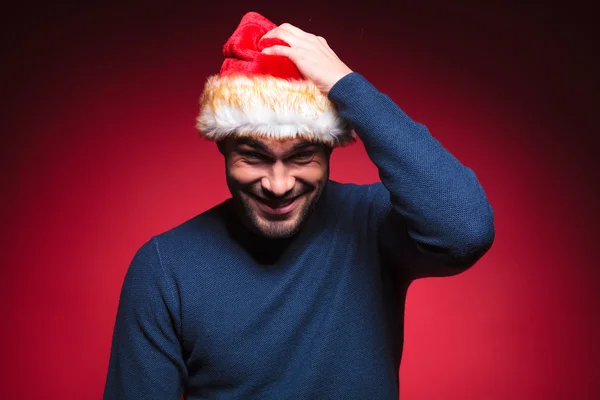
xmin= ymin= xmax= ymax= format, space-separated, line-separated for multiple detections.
xmin=328 ymin=73 xmax=495 ymax=279
xmin=104 ymin=238 xmax=187 ymax=399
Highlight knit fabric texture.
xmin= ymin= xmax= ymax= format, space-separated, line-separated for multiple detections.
xmin=103 ymin=73 xmax=495 ymax=399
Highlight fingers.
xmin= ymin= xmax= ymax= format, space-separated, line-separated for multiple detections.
xmin=279 ymin=24 xmax=330 ymax=49
xmin=261 ymin=45 xmax=294 ymax=59
xmin=262 ymin=23 xmax=329 ymax=49
xmin=261 ymin=25 xmax=302 ymax=47
xmin=278 ymin=23 xmax=309 ymax=38
xmin=279 ymin=24 xmax=326 ymax=48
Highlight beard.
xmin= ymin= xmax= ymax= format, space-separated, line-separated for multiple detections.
xmin=231 ymin=181 xmax=326 ymax=239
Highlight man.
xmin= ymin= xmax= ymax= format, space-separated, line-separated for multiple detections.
xmin=103 ymin=11 xmax=495 ymax=400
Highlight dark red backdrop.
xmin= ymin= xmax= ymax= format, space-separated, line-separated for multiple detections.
xmin=2 ymin=1 xmax=598 ymax=398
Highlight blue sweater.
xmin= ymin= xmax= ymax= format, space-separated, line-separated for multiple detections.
xmin=103 ymin=73 xmax=495 ymax=399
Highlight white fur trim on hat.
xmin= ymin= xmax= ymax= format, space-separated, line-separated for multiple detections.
xmin=196 ymin=74 xmax=355 ymax=146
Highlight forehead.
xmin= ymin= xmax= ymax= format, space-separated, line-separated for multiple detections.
xmin=232 ymin=136 xmax=319 ymax=153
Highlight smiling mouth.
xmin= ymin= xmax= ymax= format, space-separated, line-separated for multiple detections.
xmin=252 ymin=195 xmax=301 ymax=215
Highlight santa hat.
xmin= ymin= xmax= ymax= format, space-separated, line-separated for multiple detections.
xmin=196 ymin=11 xmax=355 ymax=147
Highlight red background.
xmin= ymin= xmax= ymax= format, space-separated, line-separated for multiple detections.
xmin=1 ymin=1 xmax=598 ymax=398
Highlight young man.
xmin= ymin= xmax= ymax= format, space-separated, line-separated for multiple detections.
xmin=103 ymin=12 xmax=495 ymax=400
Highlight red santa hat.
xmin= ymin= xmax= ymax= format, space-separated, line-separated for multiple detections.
xmin=196 ymin=11 xmax=355 ymax=147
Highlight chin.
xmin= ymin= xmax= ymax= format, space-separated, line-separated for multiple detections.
xmin=253 ymin=218 xmax=303 ymax=239
xmin=239 ymin=191 xmax=319 ymax=239
xmin=251 ymin=197 xmax=307 ymax=239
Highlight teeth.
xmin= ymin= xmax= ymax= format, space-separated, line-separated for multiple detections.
xmin=275 ymin=200 xmax=293 ymax=208
xmin=271 ymin=199 xmax=294 ymax=208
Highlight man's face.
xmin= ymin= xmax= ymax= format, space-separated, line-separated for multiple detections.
xmin=219 ymin=136 xmax=331 ymax=239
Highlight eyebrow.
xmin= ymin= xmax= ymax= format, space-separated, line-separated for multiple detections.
xmin=235 ymin=138 xmax=271 ymax=153
xmin=289 ymin=142 xmax=319 ymax=153
xmin=235 ymin=138 xmax=319 ymax=154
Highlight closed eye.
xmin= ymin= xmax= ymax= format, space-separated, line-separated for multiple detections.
xmin=288 ymin=152 xmax=315 ymax=162
xmin=239 ymin=151 xmax=271 ymax=162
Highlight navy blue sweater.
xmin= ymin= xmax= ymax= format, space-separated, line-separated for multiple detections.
xmin=103 ymin=73 xmax=495 ymax=399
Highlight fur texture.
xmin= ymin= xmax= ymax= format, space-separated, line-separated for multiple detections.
xmin=196 ymin=74 xmax=355 ymax=147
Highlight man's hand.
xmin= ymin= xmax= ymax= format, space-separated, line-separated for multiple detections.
xmin=260 ymin=23 xmax=353 ymax=95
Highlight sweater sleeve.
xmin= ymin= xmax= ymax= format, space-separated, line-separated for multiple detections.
xmin=328 ymin=73 xmax=495 ymax=280
xmin=103 ymin=237 xmax=187 ymax=399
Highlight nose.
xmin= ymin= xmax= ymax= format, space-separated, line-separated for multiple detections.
xmin=261 ymin=161 xmax=295 ymax=197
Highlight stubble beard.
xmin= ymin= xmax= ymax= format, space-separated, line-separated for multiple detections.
xmin=235 ymin=184 xmax=325 ymax=239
